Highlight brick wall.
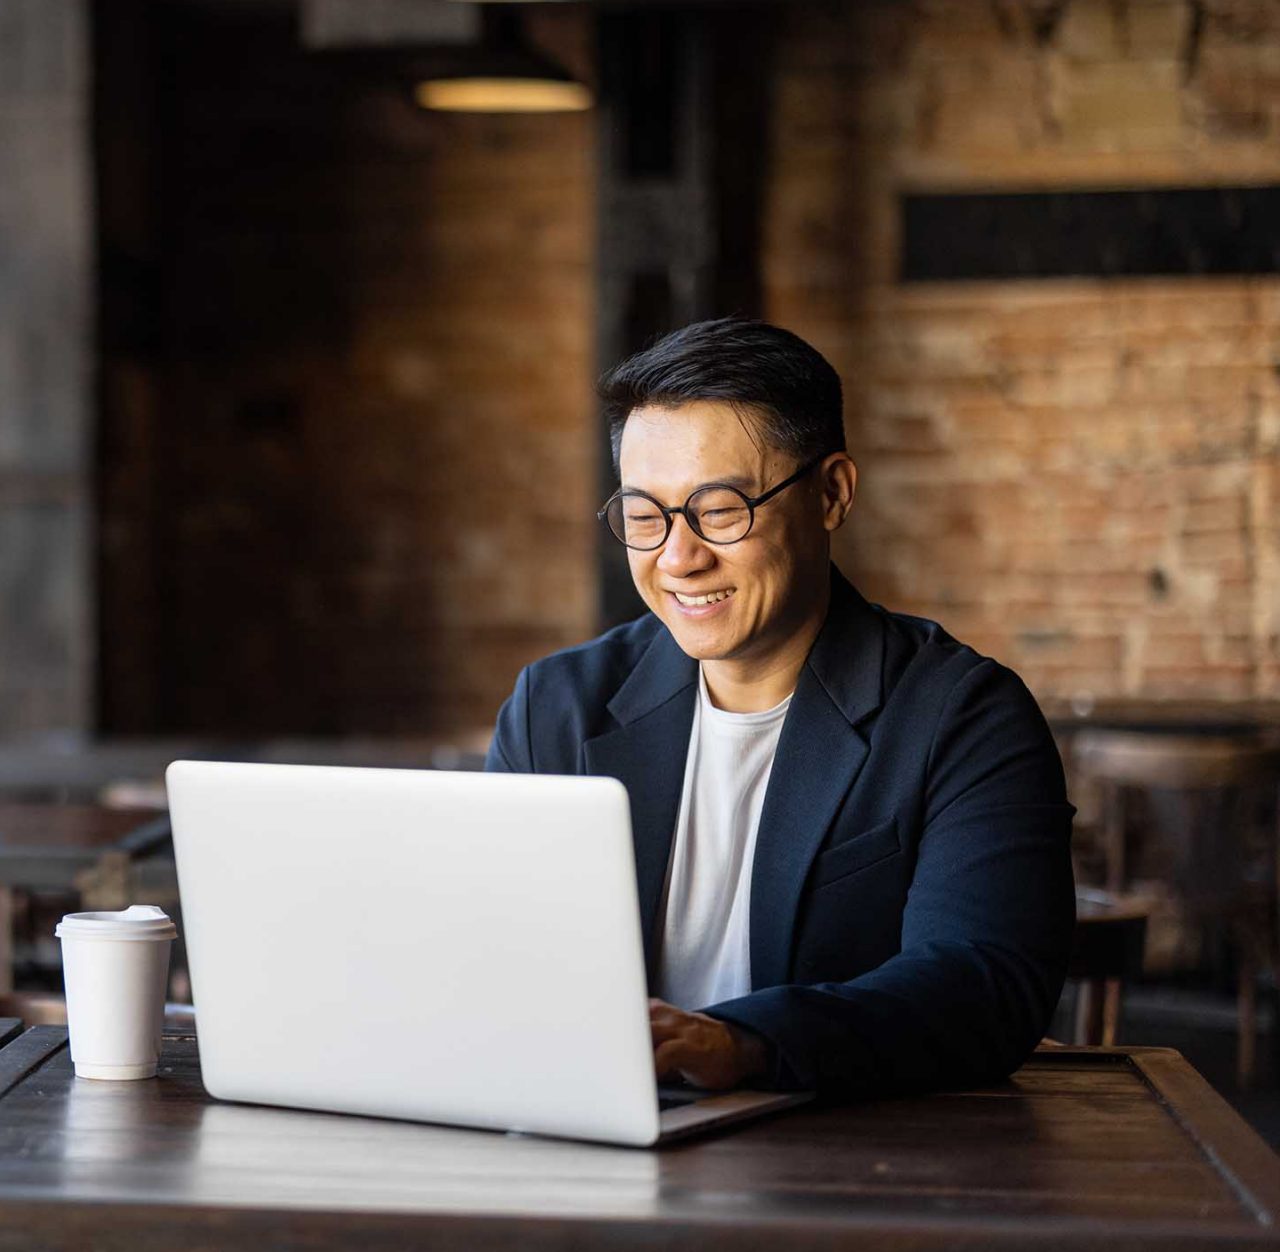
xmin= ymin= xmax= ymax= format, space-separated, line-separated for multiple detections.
xmin=95 ymin=0 xmax=1280 ymax=735
xmin=98 ymin=4 xmax=595 ymax=735
xmin=763 ymin=0 xmax=1280 ymax=702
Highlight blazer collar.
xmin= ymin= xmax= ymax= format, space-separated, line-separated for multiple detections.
xmin=805 ymin=565 xmax=886 ymax=730
xmin=606 ymin=623 xmax=697 ymax=726
xmin=748 ymin=567 xmax=887 ymax=987
xmin=587 ymin=631 xmax=696 ymax=983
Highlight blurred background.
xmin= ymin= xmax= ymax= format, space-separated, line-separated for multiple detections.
xmin=2 ymin=0 xmax=1280 ymax=1130
xmin=4 ymin=0 xmax=1277 ymax=754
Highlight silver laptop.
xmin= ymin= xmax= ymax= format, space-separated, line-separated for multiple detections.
xmin=166 ymin=760 xmax=810 ymax=1146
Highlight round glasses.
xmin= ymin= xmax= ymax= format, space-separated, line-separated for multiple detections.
xmin=598 ymin=455 xmax=826 ymax=551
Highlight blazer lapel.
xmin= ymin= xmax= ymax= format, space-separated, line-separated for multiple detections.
xmin=749 ymin=570 xmax=887 ymax=988
xmin=583 ymin=628 xmax=696 ymax=978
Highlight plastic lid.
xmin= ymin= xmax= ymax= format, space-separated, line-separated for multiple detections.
xmin=55 ymin=904 xmax=177 ymax=941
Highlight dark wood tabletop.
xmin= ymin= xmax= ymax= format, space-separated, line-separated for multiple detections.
xmin=2 ymin=1026 xmax=1279 ymax=1250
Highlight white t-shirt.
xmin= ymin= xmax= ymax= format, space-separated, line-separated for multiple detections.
xmin=655 ymin=667 xmax=792 ymax=1010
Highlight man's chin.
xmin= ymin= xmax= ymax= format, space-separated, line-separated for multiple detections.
xmin=662 ymin=618 xmax=736 ymax=662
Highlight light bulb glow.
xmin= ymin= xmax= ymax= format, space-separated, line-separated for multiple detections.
xmin=415 ymin=77 xmax=592 ymax=113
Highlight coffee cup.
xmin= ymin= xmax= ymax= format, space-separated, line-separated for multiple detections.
xmin=55 ymin=904 xmax=178 ymax=1080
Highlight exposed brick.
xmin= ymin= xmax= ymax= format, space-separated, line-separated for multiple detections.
xmin=1182 ymin=496 xmax=1247 ymax=533
xmin=97 ymin=2 xmax=594 ymax=736
xmin=768 ymin=0 xmax=1280 ymax=706
xmin=80 ymin=0 xmax=1280 ymax=735
xmin=1140 ymin=633 xmax=1209 ymax=668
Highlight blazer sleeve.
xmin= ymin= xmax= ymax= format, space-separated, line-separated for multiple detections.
xmin=704 ymin=660 xmax=1076 ymax=1099
xmin=484 ymin=666 xmax=534 ymax=773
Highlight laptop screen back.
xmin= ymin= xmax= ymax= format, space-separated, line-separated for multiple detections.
xmin=167 ymin=761 xmax=661 ymax=1145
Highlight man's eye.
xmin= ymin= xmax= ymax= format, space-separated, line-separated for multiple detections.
xmin=698 ymin=507 xmax=748 ymax=526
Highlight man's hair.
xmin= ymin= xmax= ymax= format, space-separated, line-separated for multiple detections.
xmin=598 ymin=318 xmax=846 ymax=473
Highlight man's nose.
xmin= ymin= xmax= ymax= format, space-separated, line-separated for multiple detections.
xmin=656 ymin=513 xmax=714 ymax=576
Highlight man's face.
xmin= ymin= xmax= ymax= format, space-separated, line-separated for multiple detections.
xmin=617 ymin=400 xmax=834 ymax=666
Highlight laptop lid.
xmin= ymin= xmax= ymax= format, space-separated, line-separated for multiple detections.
xmin=167 ymin=761 xmax=663 ymax=1146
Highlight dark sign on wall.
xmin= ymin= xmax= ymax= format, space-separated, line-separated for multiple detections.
xmin=900 ymin=186 xmax=1280 ymax=282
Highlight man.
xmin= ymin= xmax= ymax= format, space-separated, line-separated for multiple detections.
xmin=486 ymin=318 xmax=1075 ymax=1099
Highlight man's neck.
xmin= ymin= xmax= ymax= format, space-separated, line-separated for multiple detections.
xmin=701 ymin=584 xmax=831 ymax=714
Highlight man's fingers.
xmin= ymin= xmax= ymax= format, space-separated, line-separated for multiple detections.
xmin=650 ymin=1014 xmax=684 ymax=1044
xmin=651 ymin=1010 xmax=746 ymax=1090
xmin=655 ymin=1039 xmax=725 ymax=1088
xmin=649 ymin=998 xmax=686 ymax=1043
xmin=653 ymin=1038 xmax=692 ymax=1081
xmin=649 ymin=1002 xmax=740 ymax=1086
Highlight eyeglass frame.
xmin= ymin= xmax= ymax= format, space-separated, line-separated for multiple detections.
xmin=597 ymin=453 xmax=830 ymax=551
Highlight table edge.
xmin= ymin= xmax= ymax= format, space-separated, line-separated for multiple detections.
xmin=3 ymin=1036 xmax=1278 ymax=1240
xmin=1029 ymin=1046 xmax=1280 ymax=1223
xmin=1 ymin=1194 xmax=1279 ymax=1251
xmin=0 ymin=1026 xmax=67 ymax=1100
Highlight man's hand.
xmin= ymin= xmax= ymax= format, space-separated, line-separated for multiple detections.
xmin=649 ymin=998 xmax=770 ymax=1089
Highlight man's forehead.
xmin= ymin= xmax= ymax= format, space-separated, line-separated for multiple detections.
xmin=619 ymin=446 xmax=766 ymax=495
xmin=619 ymin=401 xmax=779 ymax=491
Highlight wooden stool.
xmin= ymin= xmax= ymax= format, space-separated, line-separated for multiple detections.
xmin=1069 ymin=887 xmax=1150 ymax=1046
xmin=1076 ymin=732 xmax=1280 ymax=1086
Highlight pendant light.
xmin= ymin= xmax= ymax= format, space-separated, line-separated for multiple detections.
xmin=414 ymin=7 xmax=592 ymax=114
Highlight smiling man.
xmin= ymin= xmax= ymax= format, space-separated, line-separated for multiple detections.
xmin=486 ymin=319 xmax=1075 ymax=1098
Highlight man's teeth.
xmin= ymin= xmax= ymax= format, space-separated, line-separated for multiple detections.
xmin=674 ymin=589 xmax=735 ymax=606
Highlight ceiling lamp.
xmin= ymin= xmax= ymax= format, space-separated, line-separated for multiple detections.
xmin=414 ymin=9 xmax=592 ymax=114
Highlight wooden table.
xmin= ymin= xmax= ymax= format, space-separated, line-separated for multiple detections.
xmin=2 ymin=1026 xmax=1279 ymax=1249
xmin=1043 ymin=698 xmax=1280 ymax=737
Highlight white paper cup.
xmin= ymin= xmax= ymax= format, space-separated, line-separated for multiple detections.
xmin=55 ymin=905 xmax=178 ymax=1080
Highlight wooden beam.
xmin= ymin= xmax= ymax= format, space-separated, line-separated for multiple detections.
xmin=594 ymin=5 xmax=773 ymax=627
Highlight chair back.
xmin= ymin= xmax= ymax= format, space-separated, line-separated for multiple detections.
xmin=1074 ymin=732 xmax=1280 ymax=925
xmin=1075 ymin=733 xmax=1280 ymax=791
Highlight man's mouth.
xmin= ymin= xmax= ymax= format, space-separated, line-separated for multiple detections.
xmin=672 ymin=588 xmax=736 ymax=607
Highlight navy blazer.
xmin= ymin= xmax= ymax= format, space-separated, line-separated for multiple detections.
xmin=486 ymin=567 xmax=1076 ymax=1098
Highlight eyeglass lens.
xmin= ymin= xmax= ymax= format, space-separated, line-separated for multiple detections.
xmin=606 ymin=485 xmax=753 ymax=550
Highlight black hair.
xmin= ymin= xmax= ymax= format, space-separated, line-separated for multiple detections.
xmin=598 ymin=318 xmax=846 ymax=472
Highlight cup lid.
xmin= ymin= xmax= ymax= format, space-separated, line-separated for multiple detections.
xmin=55 ymin=904 xmax=177 ymax=941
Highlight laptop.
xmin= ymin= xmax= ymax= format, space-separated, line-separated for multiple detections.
xmin=165 ymin=760 xmax=811 ymax=1146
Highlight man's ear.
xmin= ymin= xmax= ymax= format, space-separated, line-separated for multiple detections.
xmin=821 ymin=454 xmax=856 ymax=532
